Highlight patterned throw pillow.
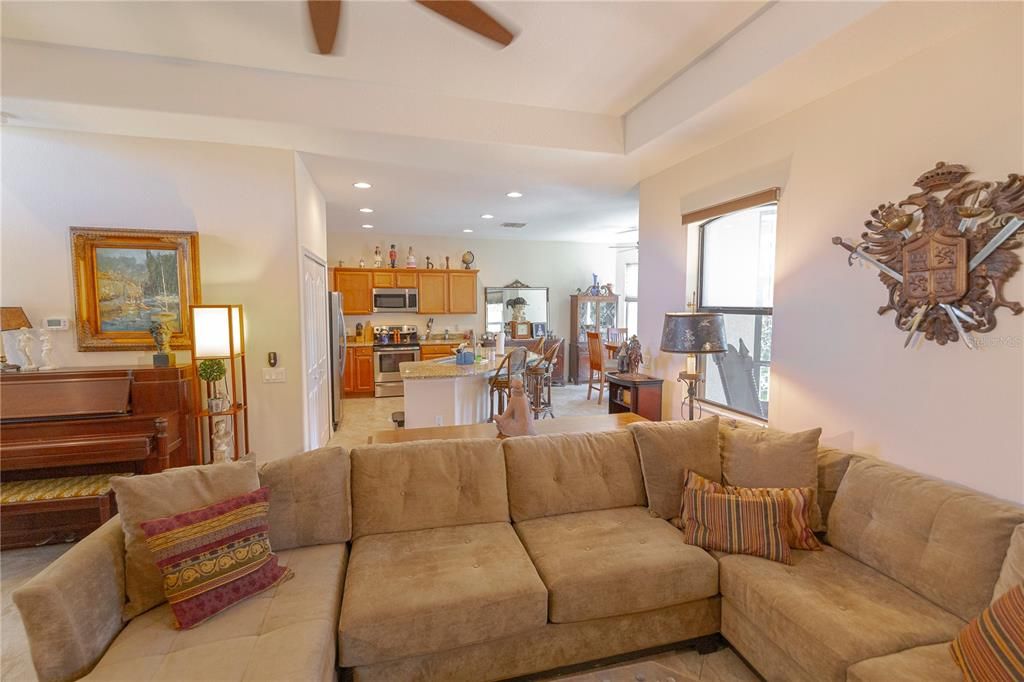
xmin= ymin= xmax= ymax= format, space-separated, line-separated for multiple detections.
xmin=950 ymin=584 xmax=1024 ymax=681
xmin=677 ymin=471 xmax=822 ymax=551
xmin=681 ymin=487 xmax=792 ymax=565
xmin=140 ymin=486 xmax=293 ymax=629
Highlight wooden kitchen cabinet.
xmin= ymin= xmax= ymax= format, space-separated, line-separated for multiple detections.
xmin=420 ymin=343 xmax=459 ymax=361
xmin=354 ymin=348 xmax=374 ymax=394
xmin=448 ymin=272 xmax=478 ymax=314
xmin=344 ymin=346 xmax=375 ymax=396
xmin=418 ymin=272 xmax=448 ymax=314
xmin=333 ymin=270 xmax=373 ymax=314
xmin=395 ymin=272 xmax=417 ymax=288
xmin=333 ymin=268 xmax=478 ymax=315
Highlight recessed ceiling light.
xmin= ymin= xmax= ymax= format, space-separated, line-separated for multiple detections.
xmin=359 ymin=207 xmax=374 ymax=213
xmin=505 ymin=192 xmax=523 ymax=198
xmin=463 ymin=229 xmax=474 ymax=233
xmin=481 ymin=214 xmax=494 ymax=219
xmin=353 ymin=182 xmax=372 ymax=189
xmin=361 ymin=224 xmax=374 ymax=229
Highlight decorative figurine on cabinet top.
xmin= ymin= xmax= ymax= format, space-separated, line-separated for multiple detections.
xmin=833 ymin=162 xmax=1024 ymax=348
xmin=625 ymin=335 xmax=644 ymax=374
xmin=461 ymin=251 xmax=475 ymax=269
xmin=373 ymin=245 xmax=383 ymax=269
xmin=425 ymin=256 xmax=434 ymax=269
xmin=406 ymin=246 xmax=417 ymax=268
xmin=388 ymin=244 xmax=397 ymax=269
xmin=358 ymin=258 xmax=365 ymax=268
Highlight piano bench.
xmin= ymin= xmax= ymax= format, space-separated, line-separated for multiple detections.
xmin=0 ymin=473 xmax=133 ymax=550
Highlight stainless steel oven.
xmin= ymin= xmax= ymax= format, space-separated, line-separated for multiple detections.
xmin=373 ymin=345 xmax=421 ymax=397
xmin=372 ymin=288 xmax=419 ymax=313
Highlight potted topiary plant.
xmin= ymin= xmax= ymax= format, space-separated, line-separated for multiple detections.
xmin=197 ymin=359 xmax=229 ymax=413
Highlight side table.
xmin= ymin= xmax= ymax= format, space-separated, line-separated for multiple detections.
xmin=606 ymin=372 xmax=663 ymax=422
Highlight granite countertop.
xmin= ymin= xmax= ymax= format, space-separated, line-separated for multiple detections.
xmin=419 ymin=338 xmax=467 ymax=346
xmin=346 ymin=339 xmax=375 ymax=347
xmin=400 ymin=352 xmax=539 ymax=379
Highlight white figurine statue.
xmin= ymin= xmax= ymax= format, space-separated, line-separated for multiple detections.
xmin=17 ymin=328 xmax=37 ymax=371
xmin=212 ymin=419 xmax=233 ymax=462
xmin=406 ymin=246 xmax=417 ymax=268
xmin=494 ymin=378 xmax=536 ymax=437
xmin=373 ymin=246 xmax=383 ymax=269
xmin=38 ymin=330 xmax=56 ymax=370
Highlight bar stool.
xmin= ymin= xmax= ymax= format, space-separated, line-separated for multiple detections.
xmin=488 ymin=347 xmax=527 ymax=422
xmin=525 ymin=338 xmax=562 ymax=420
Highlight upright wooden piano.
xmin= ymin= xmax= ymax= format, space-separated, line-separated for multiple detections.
xmin=0 ymin=366 xmax=194 ymax=548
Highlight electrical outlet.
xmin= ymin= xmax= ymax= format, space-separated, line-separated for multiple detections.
xmin=434 ymin=415 xmax=443 ymax=426
xmin=262 ymin=367 xmax=286 ymax=383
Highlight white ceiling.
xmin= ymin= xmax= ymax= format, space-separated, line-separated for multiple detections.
xmin=0 ymin=1 xmax=990 ymax=243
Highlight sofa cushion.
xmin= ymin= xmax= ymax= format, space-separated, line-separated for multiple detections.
xmin=514 ymin=506 xmax=718 ymax=623
xmin=679 ymin=470 xmax=821 ymax=551
xmin=258 ymin=446 xmax=351 ymax=550
xmin=995 ymin=523 xmax=1024 ymax=601
xmin=845 ymin=643 xmax=962 ymax=682
xmin=82 ymin=543 xmax=346 ymax=682
xmin=681 ymin=488 xmax=792 ymax=565
xmin=721 ymin=426 xmax=823 ymax=529
xmin=349 ymin=439 xmax=508 ymax=538
xmin=828 ymin=457 xmax=1024 ymax=621
xmin=719 ymin=546 xmax=964 ymax=682
xmin=503 ymin=431 xmax=645 ymax=522
xmin=627 ymin=417 xmax=720 ymax=520
xmin=140 ymin=486 xmax=293 ymax=630
xmin=111 ymin=461 xmax=261 ymax=619
xmin=339 ymin=522 xmax=547 ymax=666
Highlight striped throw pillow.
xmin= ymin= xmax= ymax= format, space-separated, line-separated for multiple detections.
xmin=950 ymin=584 xmax=1024 ymax=681
xmin=682 ymin=487 xmax=792 ymax=564
xmin=140 ymin=486 xmax=293 ymax=629
xmin=678 ymin=471 xmax=822 ymax=551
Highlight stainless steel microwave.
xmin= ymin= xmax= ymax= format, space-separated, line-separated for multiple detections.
xmin=372 ymin=288 xmax=419 ymax=313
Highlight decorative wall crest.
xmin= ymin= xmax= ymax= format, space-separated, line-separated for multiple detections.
xmin=833 ymin=162 xmax=1023 ymax=348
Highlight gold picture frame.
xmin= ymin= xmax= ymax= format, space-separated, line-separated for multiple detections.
xmin=511 ymin=321 xmax=533 ymax=339
xmin=71 ymin=227 xmax=202 ymax=351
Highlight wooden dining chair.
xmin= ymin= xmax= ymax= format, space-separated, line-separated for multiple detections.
xmin=488 ymin=347 xmax=527 ymax=421
xmin=586 ymin=331 xmax=611 ymax=405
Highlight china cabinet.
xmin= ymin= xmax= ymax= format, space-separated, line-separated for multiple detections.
xmin=568 ymin=293 xmax=619 ymax=384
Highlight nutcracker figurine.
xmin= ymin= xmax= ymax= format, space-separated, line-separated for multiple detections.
xmin=388 ymin=244 xmax=397 ymax=269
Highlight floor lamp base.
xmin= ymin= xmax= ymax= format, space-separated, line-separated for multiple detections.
xmin=677 ymin=371 xmax=702 ymax=420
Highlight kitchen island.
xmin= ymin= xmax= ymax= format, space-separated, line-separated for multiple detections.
xmin=400 ymin=352 xmax=537 ymax=428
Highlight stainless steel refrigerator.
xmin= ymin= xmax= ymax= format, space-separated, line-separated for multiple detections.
xmin=328 ymin=292 xmax=347 ymax=431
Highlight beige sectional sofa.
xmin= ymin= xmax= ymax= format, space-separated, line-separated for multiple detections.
xmin=14 ymin=419 xmax=1024 ymax=682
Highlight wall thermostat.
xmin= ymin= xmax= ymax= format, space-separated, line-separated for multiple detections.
xmin=43 ymin=318 xmax=69 ymax=331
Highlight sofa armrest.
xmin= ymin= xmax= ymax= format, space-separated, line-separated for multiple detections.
xmin=12 ymin=517 xmax=126 ymax=682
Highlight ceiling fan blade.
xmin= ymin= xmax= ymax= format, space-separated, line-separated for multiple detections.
xmin=307 ymin=0 xmax=342 ymax=55
xmin=415 ymin=1 xmax=515 ymax=47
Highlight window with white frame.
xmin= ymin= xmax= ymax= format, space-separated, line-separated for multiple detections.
xmin=624 ymin=261 xmax=638 ymax=338
xmin=697 ymin=202 xmax=776 ymax=419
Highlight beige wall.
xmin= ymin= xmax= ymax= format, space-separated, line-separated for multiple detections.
xmin=1 ymin=128 xmax=310 ymax=461
xmin=637 ymin=3 xmax=1024 ymax=502
xmin=329 ymin=232 xmax=617 ymax=341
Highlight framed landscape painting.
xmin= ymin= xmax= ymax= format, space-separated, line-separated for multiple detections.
xmin=71 ymin=227 xmax=202 ymax=351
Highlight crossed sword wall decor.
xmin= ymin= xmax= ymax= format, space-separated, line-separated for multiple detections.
xmin=833 ymin=216 xmax=1023 ymax=350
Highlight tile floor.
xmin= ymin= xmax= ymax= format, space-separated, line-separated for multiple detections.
xmin=0 ymin=382 xmax=759 ymax=682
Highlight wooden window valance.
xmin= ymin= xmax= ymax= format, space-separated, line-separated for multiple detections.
xmin=681 ymin=187 xmax=780 ymax=226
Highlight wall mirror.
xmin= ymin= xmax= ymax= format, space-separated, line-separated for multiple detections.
xmin=484 ymin=280 xmax=549 ymax=335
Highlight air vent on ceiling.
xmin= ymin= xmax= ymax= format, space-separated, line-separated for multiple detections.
xmin=501 ymin=222 xmax=527 ymax=229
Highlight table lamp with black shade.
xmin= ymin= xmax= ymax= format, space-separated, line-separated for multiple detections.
xmin=660 ymin=312 xmax=727 ymax=420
